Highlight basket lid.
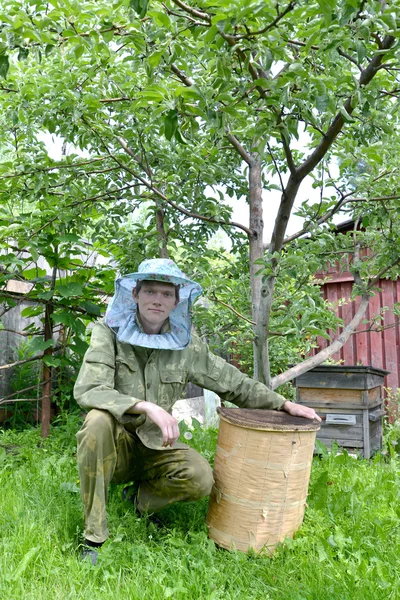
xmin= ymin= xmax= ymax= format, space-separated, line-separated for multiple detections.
xmin=217 ymin=407 xmax=321 ymax=432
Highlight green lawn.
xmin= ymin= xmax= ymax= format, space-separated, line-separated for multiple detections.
xmin=0 ymin=415 xmax=399 ymax=600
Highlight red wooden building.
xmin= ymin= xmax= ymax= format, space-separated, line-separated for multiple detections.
xmin=313 ymin=226 xmax=400 ymax=395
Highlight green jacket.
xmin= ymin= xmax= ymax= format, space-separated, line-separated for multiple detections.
xmin=74 ymin=320 xmax=287 ymax=450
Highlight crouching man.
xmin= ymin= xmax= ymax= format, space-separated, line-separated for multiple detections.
xmin=74 ymin=259 xmax=320 ymax=562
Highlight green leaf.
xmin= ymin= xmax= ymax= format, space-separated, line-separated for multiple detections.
xmin=0 ymin=54 xmax=9 ymax=79
xmin=264 ymin=48 xmax=273 ymax=71
xmin=130 ymin=0 xmax=149 ymax=19
xmin=57 ymin=233 xmax=81 ymax=243
xmin=51 ymin=311 xmax=75 ymax=327
xmin=308 ymin=327 xmax=331 ymax=340
xmin=37 ymin=290 xmax=55 ymax=301
xmin=22 ymin=268 xmax=47 ymax=279
xmin=339 ymin=105 xmax=355 ymax=123
xmin=42 ymin=354 xmax=61 ymax=367
xmin=57 ymin=283 xmax=83 ymax=297
xmin=70 ymin=337 xmax=89 ymax=355
xmin=21 ymin=305 xmax=43 ymax=318
xmin=29 ymin=337 xmax=54 ymax=353
xmin=12 ymin=548 xmax=40 ymax=581
xmin=316 ymin=94 xmax=329 ymax=113
xmin=148 ymin=10 xmax=171 ymax=27
xmin=317 ymin=0 xmax=334 ymax=24
xmin=164 ymin=109 xmax=178 ymax=141
xmin=356 ymin=41 xmax=366 ymax=64
xmin=136 ymin=90 xmax=164 ymax=102
xmin=80 ymin=301 xmax=102 ymax=316
xmin=252 ymin=78 xmax=269 ymax=89
xmin=148 ymin=50 xmax=164 ymax=68
xmin=315 ymin=440 xmax=329 ymax=459
xmin=18 ymin=47 xmax=29 ymax=61
xmin=174 ymin=128 xmax=188 ymax=145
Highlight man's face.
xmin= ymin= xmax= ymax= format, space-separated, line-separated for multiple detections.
xmin=132 ymin=281 xmax=178 ymax=334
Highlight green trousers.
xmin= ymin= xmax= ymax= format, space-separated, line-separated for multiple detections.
xmin=76 ymin=409 xmax=214 ymax=544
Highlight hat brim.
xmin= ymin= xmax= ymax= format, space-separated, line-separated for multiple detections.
xmin=118 ymin=271 xmax=202 ymax=291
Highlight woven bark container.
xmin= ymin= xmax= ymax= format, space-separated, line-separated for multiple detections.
xmin=206 ymin=407 xmax=320 ymax=553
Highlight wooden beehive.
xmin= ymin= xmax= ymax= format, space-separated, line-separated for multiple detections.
xmin=295 ymin=366 xmax=389 ymax=458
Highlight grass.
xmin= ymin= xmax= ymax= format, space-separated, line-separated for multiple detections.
xmin=0 ymin=415 xmax=400 ymax=600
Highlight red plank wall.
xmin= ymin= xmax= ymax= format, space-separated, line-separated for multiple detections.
xmin=313 ymin=269 xmax=400 ymax=395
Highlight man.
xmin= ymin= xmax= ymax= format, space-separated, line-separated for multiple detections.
xmin=74 ymin=259 xmax=320 ymax=563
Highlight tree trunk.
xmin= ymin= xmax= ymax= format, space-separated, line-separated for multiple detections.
xmin=255 ymin=176 xmax=302 ymax=386
xmin=248 ymin=154 xmax=264 ymax=381
xmin=41 ymin=264 xmax=56 ymax=438
xmin=155 ymin=202 xmax=169 ymax=258
xmin=41 ymin=301 xmax=53 ymax=438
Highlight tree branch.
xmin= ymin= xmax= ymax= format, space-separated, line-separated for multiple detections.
xmin=0 ymin=86 xmax=18 ymax=93
xmin=266 ymin=143 xmax=286 ymax=194
xmin=351 ymin=319 xmax=399 ymax=336
xmin=99 ymin=96 xmax=131 ymax=103
xmin=0 ymin=328 xmax=32 ymax=337
xmin=232 ymin=1 xmax=296 ymax=40
xmin=225 ymin=132 xmax=253 ymax=165
xmin=337 ymin=48 xmax=363 ymax=72
xmin=31 ymin=183 xmax=137 ymax=237
xmin=92 ymin=130 xmax=253 ymax=236
xmin=265 ymin=195 xmax=348 ymax=248
xmin=0 ymin=379 xmax=51 ymax=403
xmin=296 ymin=35 xmax=395 ymax=181
xmin=279 ymin=130 xmax=297 ymax=175
xmin=171 ymin=0 xmax=211 ymax=22
xmin=270 ymin=293 xmax=371 ymax=389
xmin=0 ymin=348 xmax=60 ymax=372
xmin=171 ymin=64 xmax=194 ymax=86
xmin=116 ymin=136 xmax=152 ymax=178
xmin=367 ymin=256 xmax=400 ymax=289
xmin=211 ymin=292 xmax=256 ymax=325
xmin=0 ymin=157 xmax=107 ymax=180
xmin=346 ymin=194 xmax=400 ymax=203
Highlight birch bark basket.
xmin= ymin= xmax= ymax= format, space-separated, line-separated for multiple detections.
xmin=207 ymin=408 xmax=320 ymax=553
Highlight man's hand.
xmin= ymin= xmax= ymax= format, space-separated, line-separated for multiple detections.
xmin=282 ymin=401 xmax=321 ymax=422
xmin=127 ymin=401 xmax=180 ymax=447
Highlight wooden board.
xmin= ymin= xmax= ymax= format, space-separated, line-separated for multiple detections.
xmin=297 ymin=399 xmax=382 ymax=411
xmin=296 ymin=389 xmax=382 ymax=410
xmin=297 ymin=387 xmax=363 ymax=404
xmin=295 ymin=366 xmax=388 ymax=390
xmin=319 ymin=438 xmax=363 ymax=449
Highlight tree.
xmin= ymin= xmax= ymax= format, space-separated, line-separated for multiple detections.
xmin=1 ymin=0 xmax=400 ymax=402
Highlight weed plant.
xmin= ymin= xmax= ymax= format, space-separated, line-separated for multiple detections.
xmin=6 ymin=342 xmax=41 ymax=428
xmin=0 ymin=416 xmax=399 ymax=600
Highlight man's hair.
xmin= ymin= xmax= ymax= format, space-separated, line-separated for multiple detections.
xmin=135 ymin=279 xmax=180 ymax=303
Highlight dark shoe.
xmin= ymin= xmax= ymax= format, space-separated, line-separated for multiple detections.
xmin=82 ymin=547 xmax=99 ymax=565
xmin=122 ymin=484 xmax=139 ymax=505
xmin=81 ymin=539 xmax=103 ymax=565
xmin=122 ymin=485 xmax=166 ymax=528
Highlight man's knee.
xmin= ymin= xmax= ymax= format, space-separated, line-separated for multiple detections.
xmin=183 ymin=455 xmax=214 ymax=500
xmin=77 ymin=409 xmax=116 ymax=450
